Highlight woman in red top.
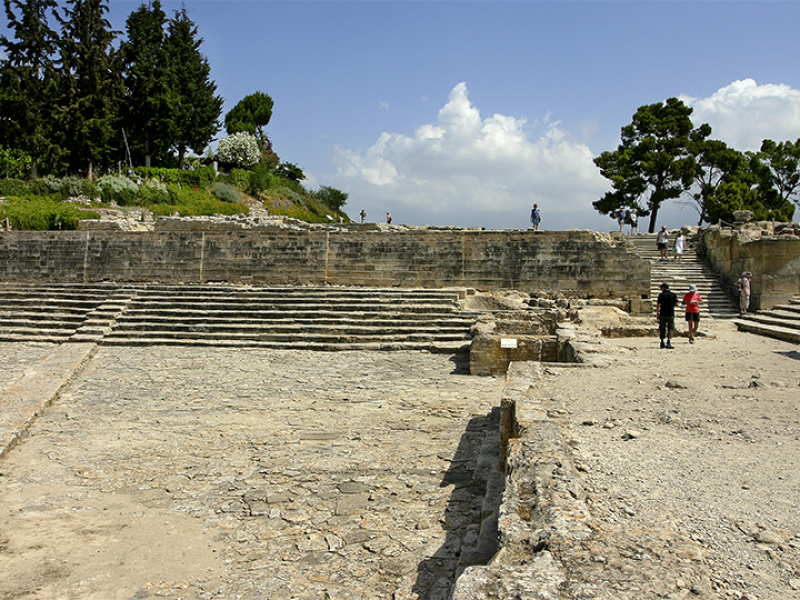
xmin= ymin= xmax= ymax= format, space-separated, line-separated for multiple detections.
xmin=682 ymin=284 xmax=704 ymax=343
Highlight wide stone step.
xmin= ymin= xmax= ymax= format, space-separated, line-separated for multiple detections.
xmin=746 ymin=314 xmax=800 ymax=332
xmin=108 ymin=321 xmax=472 ymax=336
xmin=0 ymin=284 xmax=480 ymax=350
xmin=0 ymin=327 xmax=75 ymax=341
xmin=112 ymin=317 xmax=473 ymax=330
xmin=121 ymin=302 xmax=465 ymax=314
xmin=0 ymin=313 xmax=87 ymax=324
xmin=734 ymin=319 xmax=800 ymax=344
xmin=115 ymin=308 xmax=477 ymax=321
xmin=99 ymin=337 xmax=471 ymax=353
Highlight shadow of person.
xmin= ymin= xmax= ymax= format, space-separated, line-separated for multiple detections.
xmin=408 ymin=407 xmax=504 ymax=599
xmin=775 ymin=349 xmax=800 ymax=362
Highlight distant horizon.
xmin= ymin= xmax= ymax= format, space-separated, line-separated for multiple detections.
xmin=3 ymin=1 xmax=800 ymax=231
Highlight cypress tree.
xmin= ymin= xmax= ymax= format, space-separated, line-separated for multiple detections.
xmin=166 ymin=7 xmax=223 ymax=169
xmin=0 ymin=0 xmax=60 ymax=177
xmin=56 ymin=0 xmax=122 ymax=178
xmin=120 ymin=0 xmax=177 ymax=168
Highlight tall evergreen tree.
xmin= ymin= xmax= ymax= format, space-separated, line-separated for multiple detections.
xmin=165 ymin=7 xmax=222 ymax=169
xmin=0 ymin=0 xmax=60 ymax=177
xmin=56 ymin=0 xmax=122 ymax=178
xmin=120 ymin=0 xmax=176 ymax=167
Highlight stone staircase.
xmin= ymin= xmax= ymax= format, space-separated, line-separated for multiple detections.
xmin=0 ymin=283 xmax=478 ymax=352
xmin=626 ymin=233 xmax=739 ymax=319
xmin=733 ymin=298 xmax=800 ymax=344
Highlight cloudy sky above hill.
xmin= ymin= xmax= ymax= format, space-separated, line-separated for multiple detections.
xmin=3 ymin=1 xmax=800 ymax=231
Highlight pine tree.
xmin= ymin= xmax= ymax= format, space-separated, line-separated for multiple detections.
xmin=120 ymin=0 xmax=177 ymax=168
xmin=0 ymin=0 xmax=60 ymax=177
xmin=165 ymin=7 xmax=222 ymax=169
xmin=56 ymin=0 xmax=122 ymax=178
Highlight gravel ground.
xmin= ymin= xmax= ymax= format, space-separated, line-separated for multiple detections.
xmin=538 ymin=319 xmax=800 ymax=600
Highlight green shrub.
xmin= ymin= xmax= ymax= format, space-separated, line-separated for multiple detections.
xmin=314 ymin=185 xmax=348 ymax=211
xmin=0 ymin=197 xmax=100 ymax=230
xmin=135 ymin=166 xmax=217 ymax=187
xmin=97 ymin=175 xmax=139 ymax=205
xmin=223 ymin=169 xmax=252 ymax=190
xmin=59 ymin=176 xmax=84 ymax=199
xmin=38 ymin=175 xmax=64 ymax=194
xmin=247 ymin=162 xmax=276 ymax=195
xmin=211 ymin=182 xmax=240 ymax=203
xmin=136 ymin=180 xmax=171 ymax=206
xmin=0 ymin=146 xmax=32 ymax=179
xmin=0 ymin=179 xmax=31 ymax=197
xmin=270 ymin=203 xmax=328 ymax=223
xmin=150 ymin=186 xmax=249 ymax=217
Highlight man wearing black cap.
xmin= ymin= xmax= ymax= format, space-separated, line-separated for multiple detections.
xmin=656 ymin=282 xmax=678 ymax=349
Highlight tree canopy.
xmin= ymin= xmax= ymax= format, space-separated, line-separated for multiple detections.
xmin=594 ymin=99 xmax=799 ymax=228
xmin=165 ymin=7 xmax=222 ymax=169
xmin=120 ymin=0 xmax=176 ymax=168
xmin=225 ymin=91 xmax=274 ymax=147
xmin=0 ymin=0 xmax=60 ymax=177
xmin=594 ymin=98 xmax=707 ymax=232
xmin=56 ymin=0 xmax=122 ymax=178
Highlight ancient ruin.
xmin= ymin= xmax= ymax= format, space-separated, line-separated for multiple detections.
xmin=1 ymin=217 xmax=799 ymax=599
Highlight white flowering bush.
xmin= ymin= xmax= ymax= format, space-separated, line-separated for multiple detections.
xmin=217 ymin=132 xmax=260 ymax=168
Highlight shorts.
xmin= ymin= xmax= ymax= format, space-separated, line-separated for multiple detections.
xmin=657 ymin=242 xmax=667 ymax=250
xmin=685 ymin=312 xmax=700 ymax=322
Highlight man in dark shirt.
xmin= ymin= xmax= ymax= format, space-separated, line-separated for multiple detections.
xmin=656 ymin=282 xmax=678 ymax=349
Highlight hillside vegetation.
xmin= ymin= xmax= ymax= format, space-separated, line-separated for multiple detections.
xmin=0 ymin=166 xmax=351 ymax=230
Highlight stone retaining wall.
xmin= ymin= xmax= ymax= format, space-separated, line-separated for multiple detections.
xmin=699 ymin=223 xmax=800 ymax=310
xmin=0 ymin=222 xmax=649 ymax=298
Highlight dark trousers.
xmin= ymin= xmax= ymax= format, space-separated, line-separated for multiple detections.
xmin=659 ymin=315 xmax=674 ymax=339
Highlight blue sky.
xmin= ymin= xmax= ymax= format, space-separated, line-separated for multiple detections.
xmin=4 ymin=1 xmax=800 ymax=231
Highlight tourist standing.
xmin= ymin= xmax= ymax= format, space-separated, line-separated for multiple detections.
xmin=629 ymin=209 xmax=639 ymax=235
xmin=674 ymin=231 xmax=685 ymax=262
xmin=616 ymin=208 xmax=626 ymax=232
xmin=682 ymin=284 xmax=704 ymax=343
xmin=656 ymin=226 xmax=670 ymax=260
xmin=737 ymin=271 xmax=752 ymax=316
xmin=530 ymin=204 xmax=541 ymax=230
xmin=386 ymin=212 xmax=392 ymax=224
xmin=656 ymin=282 xmax=678 ymax=349
xmin=360 ymin=209 xmax=366 ymax=223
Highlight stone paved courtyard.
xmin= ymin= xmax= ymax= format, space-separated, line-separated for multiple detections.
xmin=0 ymin=344 xmax=503 ymax=600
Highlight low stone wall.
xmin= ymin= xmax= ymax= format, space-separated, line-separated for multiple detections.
xmin=699 ymin=222 xmax=800 ymax=310
xmin=452 ymin=360 xmax=593 ymax=599
xmin=0 ymin=221 xmax=649 ymax=298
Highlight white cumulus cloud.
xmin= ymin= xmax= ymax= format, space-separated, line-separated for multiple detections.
xmin=684 ymin=79 xmax=800 ymax=151
xmin=334 ymin=82 xmax=607 ymax=231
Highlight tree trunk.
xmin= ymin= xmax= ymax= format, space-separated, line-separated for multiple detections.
xmin=648 ymin=207 xmax=660 ymax=233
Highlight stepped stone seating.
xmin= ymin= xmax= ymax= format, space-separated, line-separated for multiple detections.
xmin=626 ymin=233 xmax=739 ymax=319
xmin=0 ymin=283 xmax=479 ymax=352
xmin=734 ymin=298 xmax=800 ymax=344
